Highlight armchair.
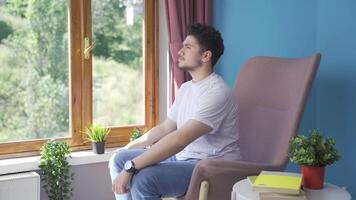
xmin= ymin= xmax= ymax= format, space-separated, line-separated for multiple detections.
xmin=178 ymin=53 xmax=321 ymax=200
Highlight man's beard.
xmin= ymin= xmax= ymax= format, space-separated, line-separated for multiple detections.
xmin=177 ymin=64 xmax=190 ymax=71
xmin=177 ymin=61 xmax=202 ymax=72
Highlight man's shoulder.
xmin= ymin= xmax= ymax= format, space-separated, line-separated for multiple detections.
xmin=208 ymin=74 xmax=231 ymax=96
xmin=180 ymin=80 xmax=193 ymax=90
xmin=200 ymin=85 xmax=234 ymax=108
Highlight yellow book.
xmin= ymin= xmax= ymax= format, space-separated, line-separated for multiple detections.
xmin=252 ymin=171 xmax=302 ymax=195
xmin=259 ymin=190 xmax=307 ymax=200
xmin=247 ymin=175 xmax=258 ymax=185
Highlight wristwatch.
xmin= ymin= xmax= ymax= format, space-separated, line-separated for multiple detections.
xmin=124 ymin=160 xmax=138 ymax=173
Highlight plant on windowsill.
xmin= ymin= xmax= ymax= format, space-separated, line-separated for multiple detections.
xmin=86 ymin=124 xmax=110 ymax=154
xmin=130 ymin=127 xmax=150 ymax=148
xmin=39 ymin=140 xmax=74 ymax=200
xmin=130 ymin=127 xmax=145 ymax=141
xmin=289 ymin=129 xmax=341 ymax=189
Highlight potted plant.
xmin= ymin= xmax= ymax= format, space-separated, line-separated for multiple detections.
xmin=39 ymin=140 xmax=74 ymax=200
xmin=130 ymin=127 xmax=145 ymax=141
xmin=289 ymin=129 xmax=341 ymax=189
xmin=86 ymin=124 xmax=110 ymax=154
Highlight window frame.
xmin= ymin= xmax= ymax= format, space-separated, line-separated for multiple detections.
xmin=0 ymin=0 xmax=159 ymax=157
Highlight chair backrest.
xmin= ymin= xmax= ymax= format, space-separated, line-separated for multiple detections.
xmin=233 ymin=54 xmax=321 ymax=168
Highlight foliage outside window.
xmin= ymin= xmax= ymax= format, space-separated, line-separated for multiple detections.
xmin=0 ymin=0 xmax=158 ymax=156
xmin=0 ymin=0 xmax=69 ymax=142
xmin=92 ymin=0 xmax=145 ymax=126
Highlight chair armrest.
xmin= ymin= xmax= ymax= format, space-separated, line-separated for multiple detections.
xmin=182 ymin=159 xmax=281 ymax=200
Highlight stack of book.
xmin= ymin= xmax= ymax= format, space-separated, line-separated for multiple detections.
xmin=248 ymin=171 xmax=307 ymax=200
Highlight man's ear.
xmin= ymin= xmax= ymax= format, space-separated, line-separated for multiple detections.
xmin=201 ymin=50 xmax=212 ymax=63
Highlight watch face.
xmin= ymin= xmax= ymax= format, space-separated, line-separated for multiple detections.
xmin=124 ymin=160 xmax=133 ymax=171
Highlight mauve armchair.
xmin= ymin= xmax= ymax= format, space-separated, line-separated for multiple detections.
xmin=177 ymin=53 xmax=321 ymax=200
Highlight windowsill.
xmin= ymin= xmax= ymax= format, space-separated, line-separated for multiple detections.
xmin=0 ymin=148 xmax=119 ymax=175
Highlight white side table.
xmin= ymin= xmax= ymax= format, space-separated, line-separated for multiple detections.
xmin=231 ymin=179 xmax=351 ymax=200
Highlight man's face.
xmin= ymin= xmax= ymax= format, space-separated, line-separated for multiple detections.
xmin=177 ymin=36 xmax=204 ymax=70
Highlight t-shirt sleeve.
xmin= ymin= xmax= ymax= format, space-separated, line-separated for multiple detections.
xmin=167 ymin=85 xmax=184 ymax=122
xmin=167 ymin=99 xmax=178 ymax=122
xmin=191 ymin=89 xmax=229 ymax=132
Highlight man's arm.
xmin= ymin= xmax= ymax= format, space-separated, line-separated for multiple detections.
xmin=123 ymin=118 xmax=177 ymax=149
xmin=112 ymin=120 xmax=211 ymax=194
xmin=132 ymin=119 xmax=212 ymax=169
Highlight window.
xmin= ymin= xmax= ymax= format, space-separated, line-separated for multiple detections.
xmin=0 ymin=0 xmax=158 ymax=156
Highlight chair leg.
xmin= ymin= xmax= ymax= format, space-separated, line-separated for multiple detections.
xmin=198 ymin=180 xmax=209 ymax=200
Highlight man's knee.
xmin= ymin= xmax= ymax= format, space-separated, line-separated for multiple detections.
xmin=108 ymin=153 xmax=116 ymax=169
xmin=109 ymin=150 xmax=129 ymax=170
xmin=110 ymin=149 xmax=145 ymax=170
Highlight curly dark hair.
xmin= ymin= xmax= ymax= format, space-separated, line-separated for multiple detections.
xmin=186 ymin=23 xmax=224 ymax=66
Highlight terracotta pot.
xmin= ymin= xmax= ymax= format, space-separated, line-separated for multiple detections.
xmin=300 ymin=165 xmax=325 ymax=189
xmin=92 ymin=141 xmax=106 ymax=154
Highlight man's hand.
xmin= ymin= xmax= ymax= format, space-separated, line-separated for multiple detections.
xmin=132 ymin=120 xmax=212 ymax=169
xmin=112 ymin=171 xmax=134 ymax=194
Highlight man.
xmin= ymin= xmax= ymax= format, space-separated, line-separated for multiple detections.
xmin=109 ymin=23 xmax=240 ymax=200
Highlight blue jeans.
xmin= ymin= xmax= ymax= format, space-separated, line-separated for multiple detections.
xmin=109 ymin=149 xmax=198 ymax=200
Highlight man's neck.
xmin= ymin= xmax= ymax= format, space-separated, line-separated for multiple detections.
xmin=190 ymin=65 xmax=214 ymax=82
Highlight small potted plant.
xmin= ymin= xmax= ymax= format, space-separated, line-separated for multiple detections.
xmin=39 ymin=140 xmax=74 ymax=200
xmin=130 ymin=127 xmax=145 ymax=141
xmin=289 ymin=129 xmax=341 ymax=189
xmin=86 ymin=124 xmax=110 ymax=154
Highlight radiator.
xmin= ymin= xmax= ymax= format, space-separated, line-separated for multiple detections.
xmin=0 ymin=172 xmax=40 ymax=200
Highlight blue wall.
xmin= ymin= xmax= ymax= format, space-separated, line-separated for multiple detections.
xmin=213 ymin=0 xmax=356 ymax=197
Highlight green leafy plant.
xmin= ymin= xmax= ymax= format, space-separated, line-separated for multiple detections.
xmin=289 ymin=129 xmax=341 ymax=167
xmin=85 ymin=124 xmax=110 ymax=142
xmin=130 ymin=127 xmax=146 ymax=141
xmin=0 ymin=20 xmax=13 ymax=43
xmin=39 ymin=140 xmax=74 ymax=200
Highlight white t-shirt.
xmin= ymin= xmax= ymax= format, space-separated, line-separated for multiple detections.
xmin=167 ymin=73 xmax=240 ymax=161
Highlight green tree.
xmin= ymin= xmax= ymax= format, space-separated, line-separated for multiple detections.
xmin=0 ymin=45 xmax=27 ymax=141
xmin=92 ymin=0 xmax=143 ymax=69
xmin=0 ymin=0 xmax=145 ymax=142
xmin=0 ymin=20 xmax=13 ymax=43
xmin=4 ymin=0 xmax=28 ymax=17
xmin=0 ymin=0 xmax=69 ymax=140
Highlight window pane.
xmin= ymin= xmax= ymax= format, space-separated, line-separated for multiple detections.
xmin=92 ymin=0 xmax=144 ymax=126
xmin=0 ymin=0 xmax=69 ymax=142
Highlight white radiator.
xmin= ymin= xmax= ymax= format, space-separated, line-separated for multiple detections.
xmin=0 ymin=172 xmax=40 ymax=200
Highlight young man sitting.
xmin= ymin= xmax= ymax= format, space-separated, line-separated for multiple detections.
xmin=109 ymin=23 xmax=240 ymax=200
